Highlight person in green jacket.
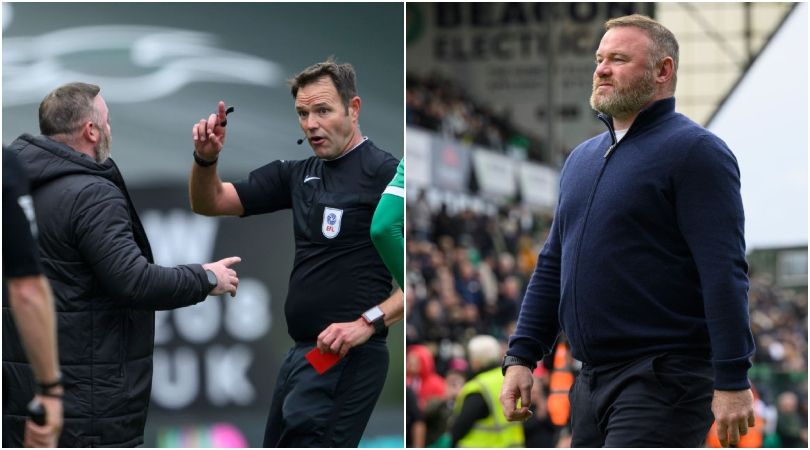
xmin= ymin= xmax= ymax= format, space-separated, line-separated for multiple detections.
xmin=370 ymin=158 xmax=404 ymax=287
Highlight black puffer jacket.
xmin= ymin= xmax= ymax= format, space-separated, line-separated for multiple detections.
xmin=2 ymin=134 xmax=211 ymax=447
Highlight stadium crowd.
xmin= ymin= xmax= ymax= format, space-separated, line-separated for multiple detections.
xmin=406 ymin=198 xmax=808 ymax=448
xmin=406 ymin=74 xmax=543 ymax=161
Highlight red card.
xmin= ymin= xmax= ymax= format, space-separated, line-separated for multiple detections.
xmin=305 ymin=348 xmax=342 ymax=375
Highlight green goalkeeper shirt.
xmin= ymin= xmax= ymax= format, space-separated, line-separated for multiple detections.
xmin=371 ymin=159 xmax=404 ymax=287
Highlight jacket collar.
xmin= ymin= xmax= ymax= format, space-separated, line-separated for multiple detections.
xmin=13 ymin=133 xmax=120 ymax=190
xmin=597 ymin=97 xmax=677 ymax=145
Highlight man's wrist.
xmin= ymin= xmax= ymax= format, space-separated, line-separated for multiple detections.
xmin=204 ymin=269 xmax=218 ymax=292
xmin=502 ymin=354 xmax=535 ymax=376
xmin=193 ymin=151 xmax=218 ymax=167
xmin=36 ymin=375 xmax=64 ymax=398
xmin=361 ymin=305 xmax=386 ymax=335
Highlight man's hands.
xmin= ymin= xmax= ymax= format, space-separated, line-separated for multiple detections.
xmin=203 ymin=256 xmax=241 ymax=297
xmin=712 ymin=388 xmax=755 ymax=447
xmin=24 ymin=394 xmax=62 ymax=448
xmin=317 ymin=318 xmax=375 ymax=357
xmin=192 ymin=101 xmax=228 ymax=160
xmin=499 ymin=365 xmax=534 ymax=422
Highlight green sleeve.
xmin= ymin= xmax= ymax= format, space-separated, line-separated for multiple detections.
xmin=371 ymin=184 xmax=404 ymax=288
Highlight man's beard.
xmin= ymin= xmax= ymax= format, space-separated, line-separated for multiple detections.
xmin=590 ymin=68 xmax=656 ymax=119
xmin=94 ymin=126 xmax=111 ymax=163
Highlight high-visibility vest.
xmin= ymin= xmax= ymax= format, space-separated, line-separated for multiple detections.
xmin=547 ymin=340 xmax=574 ymax=426
xmin=454 ymin=367 xmax=525 ymax=448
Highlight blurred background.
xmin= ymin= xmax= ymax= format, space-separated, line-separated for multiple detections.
xmin=405 ymin=2 xmax=807 ymax=447
xmin=3 ymin=3 xmax=404 ymax=447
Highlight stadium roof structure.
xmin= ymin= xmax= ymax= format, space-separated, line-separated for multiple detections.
xmin=707 ymin=2 xmax=807 ymax=250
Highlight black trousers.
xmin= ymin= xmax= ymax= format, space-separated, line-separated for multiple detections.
xmin=570 ymin=353 xmax=714 ymax=447
xmin=263 ymin=339 xmax=389 ymax=448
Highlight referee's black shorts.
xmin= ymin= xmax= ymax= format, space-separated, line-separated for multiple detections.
xmin=570 ymin=352 xmax=714 ymax=447
xmin=263 ymin=338 xmax=389 ymax=448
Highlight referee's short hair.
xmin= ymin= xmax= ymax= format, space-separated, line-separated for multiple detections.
xmin=288 ymin=57 xmax=357 ymax=113
xmin=39 ymin=82 xmax=101 ymax=136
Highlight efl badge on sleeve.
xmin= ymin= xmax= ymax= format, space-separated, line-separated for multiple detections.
xmin=322 ymin=207 xmax=343 ymax=239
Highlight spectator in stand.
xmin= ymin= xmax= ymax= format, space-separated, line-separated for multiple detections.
xmin=776 ymin=391 xmax=808 ymax=447
xmin=455 ymin=258 xmax=483 ymax=307
xmin=406 ymin=74 xmax=541 ymax=159
xmin=451 ymin=335 xmax=524 ymax=447
xmin=406 ymin=344 xmax=446 ymax=410
xmin=406 ymin=386 xmax=426 ymax=448
xmin=409 ymin=190 xmax=433 ymax=242
xmin=423 ymin=359 xmax=468 ymax=447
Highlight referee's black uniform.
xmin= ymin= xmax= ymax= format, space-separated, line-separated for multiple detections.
xmin=2 ymin=149 xmax=44 ymax=445
xmin=2 ymin=149 xmax=42 ymax=280
xmin=233 ymin=138 xmax=398 ymax=447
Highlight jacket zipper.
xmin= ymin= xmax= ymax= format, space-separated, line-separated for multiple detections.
xmin=598 ymin=114 xmax=619 ymax=159
xmin=569 ymin=114 xmax=621 ymax=363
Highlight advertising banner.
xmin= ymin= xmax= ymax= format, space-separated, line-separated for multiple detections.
xmin=405 ymin=127 xmax=433 ymax=190
xmin=519 ymin=161 xmax=559 ymax=212
xmin=472 ymin=146 xmax=517 ymax=200
xmin=431 ymin=135 xmax=472 ymax=192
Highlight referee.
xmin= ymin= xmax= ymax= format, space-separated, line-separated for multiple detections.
xmin=189 ymin=59 xmax=403 ymax=447
xmin=2 ymin=148 xmax=62 ymax=447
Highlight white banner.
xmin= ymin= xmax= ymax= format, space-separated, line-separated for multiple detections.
xmin=519 ymin=161 xmax=559 ymax=212
xmin=405 ymin=127 xmax=432 ymax=189
xmin=472 ymin=147 xmax=517 ymax=200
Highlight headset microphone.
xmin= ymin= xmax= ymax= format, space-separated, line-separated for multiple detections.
xmin=297 ymin=138 xmax=304 ymax=145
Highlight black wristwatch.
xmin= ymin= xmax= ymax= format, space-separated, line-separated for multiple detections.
xmin=193 ymin=151 xmax=218 ymax=167
xmin=36 ymin=375 xmax=63 ymax=398
xmin=205 ymin=269 xmax=218 ymax=292
xmin=502 ymin=354 xmax=535 ymax=376
xmin=361 ymin=306 xmax=386 ymax=335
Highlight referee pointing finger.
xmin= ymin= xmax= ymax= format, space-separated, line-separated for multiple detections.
xmin=188 ymin=59 xmax=403 ymax=448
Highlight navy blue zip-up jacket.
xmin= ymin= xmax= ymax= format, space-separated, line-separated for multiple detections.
xmin=507 ymin=97 xmax=754 ymax=390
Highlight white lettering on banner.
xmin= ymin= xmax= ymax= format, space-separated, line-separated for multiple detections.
xmin=152 ymin=347 xmax=199 ymax=409
xmin=407 ymin=2 xmax=652 ymax=157
xmin=164 ymin=278 xmax=271 ymax=344
xmin=225 ymin=279 xmax=271 ymax=341
xmin=152 ymin=346 xmax=257 ymax=408
xmin=142 ymin=209 xmax=271 ymax=408
xmin=205 ymin=345 xmax=255 ymax=406
xmin=174 ymin=296 xmax=220 ymax=344
xmin=141 ymin=209 xmax=219 ymax=265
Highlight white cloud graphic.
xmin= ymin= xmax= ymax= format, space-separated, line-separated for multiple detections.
xmin=3 ymin=25 xmax=283 ymax=105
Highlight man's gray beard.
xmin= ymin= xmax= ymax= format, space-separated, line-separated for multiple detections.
xmin=590 ymin=70 xmax=656 ymax=119
xmin=94 ymin=131 xmax=111 ymax=163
